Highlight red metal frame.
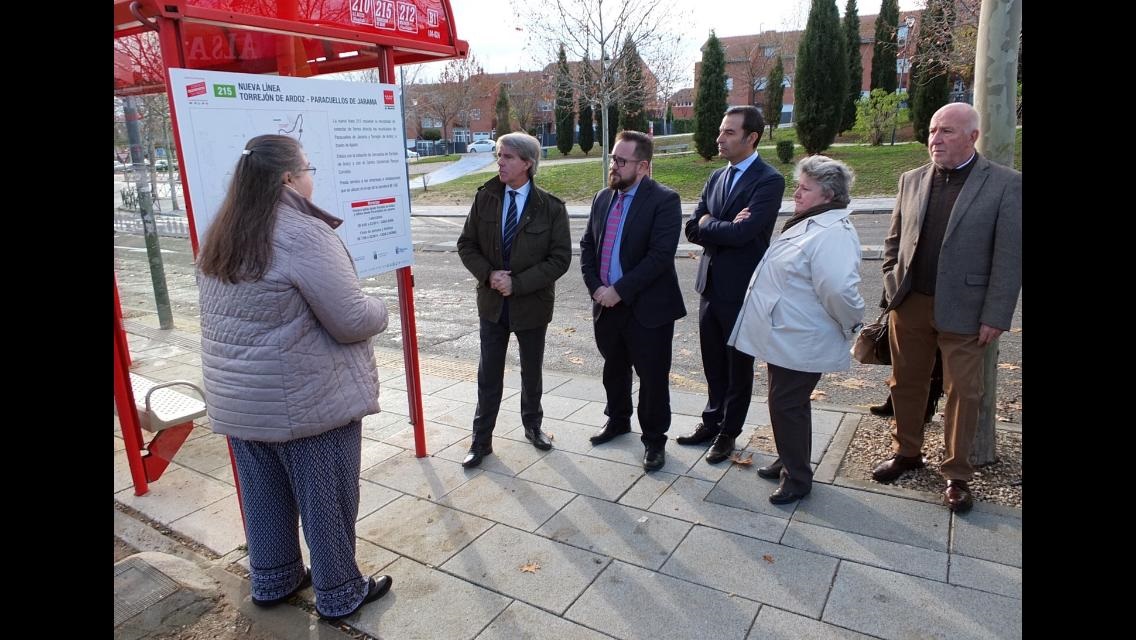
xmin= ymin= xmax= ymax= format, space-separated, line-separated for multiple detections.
xmin=114 ymin=0 xmax=459 ymax=498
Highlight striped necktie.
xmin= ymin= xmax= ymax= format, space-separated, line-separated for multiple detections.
xmin=599 ymin=192 xmax=626 ymax=286
xmin=502 ymin=190 xmax=518 ymax=268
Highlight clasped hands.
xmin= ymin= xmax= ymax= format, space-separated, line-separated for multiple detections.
xmin=489 ymin=270 xmax=513 ymax=297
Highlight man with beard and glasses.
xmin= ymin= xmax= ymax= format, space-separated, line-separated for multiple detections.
xmin=579 ymin=130 xmax=686 ymax=471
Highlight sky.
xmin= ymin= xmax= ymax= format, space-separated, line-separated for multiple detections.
xmin=420 ymin=0 xmax=924 ymax=87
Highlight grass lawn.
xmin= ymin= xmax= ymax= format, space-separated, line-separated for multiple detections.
xmin=412 ymin=128 xmax=1022 ymax=205
xmin=413 ymin=153 xmax=461 ymax=164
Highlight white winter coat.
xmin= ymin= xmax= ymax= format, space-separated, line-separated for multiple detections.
xmin=728 ymin=207 xmax=864 ymax=373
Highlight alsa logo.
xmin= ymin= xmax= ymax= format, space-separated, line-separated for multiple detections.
xmin=383 ymin=90 xmax=395 ymax=106
xmin=186 ymin=80 xmax=207 ymax=98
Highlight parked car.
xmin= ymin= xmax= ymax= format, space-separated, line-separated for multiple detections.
xmin=406 ymin=148 xmax=419 ymax=160
xmin=154 ymin=159 xmax=176 ymax=171
xmin=114 ymin=160 xmax=128 ymax=172
xmin=467 ymin=139 xmax=496 ymax=153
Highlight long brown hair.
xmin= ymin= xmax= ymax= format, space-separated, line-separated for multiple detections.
xmin=197 ymin=135 xmax=306 ymax=283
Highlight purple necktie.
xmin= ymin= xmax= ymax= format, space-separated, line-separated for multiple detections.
xmin=599 ymin=192 xmax=626 ymax=286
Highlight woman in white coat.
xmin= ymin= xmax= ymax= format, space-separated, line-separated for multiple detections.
xmin=729 ymin=156 xmax=865 ymax=504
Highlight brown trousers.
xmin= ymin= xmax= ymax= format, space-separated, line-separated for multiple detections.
xmin=888 ymin=293 xmax=987 ymax=481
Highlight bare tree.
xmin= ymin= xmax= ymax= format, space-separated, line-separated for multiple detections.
xmin=909 ymin=0 xmax=980 ymax=91
xmin=512 ymin=0 xmax=688 ymax=183
xmin=508 ymin=74 xmax=547 ymax=135
xmin=420 ymin=52 xmax=482 ymax=148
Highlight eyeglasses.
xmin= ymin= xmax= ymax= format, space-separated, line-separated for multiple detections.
xmin=609 ymin=155 xmax=639 ymax=169
xmin=299 ymin=165 xmax=317 ymax=174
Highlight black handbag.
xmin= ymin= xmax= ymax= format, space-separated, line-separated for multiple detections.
xmin=852 ymin=312 xmax=891 ymax=365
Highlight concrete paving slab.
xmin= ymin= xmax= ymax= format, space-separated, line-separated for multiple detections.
xmin=435 ymin=434 xmax=548 ymax=477
xmin=740 ymin=424 xmax=834 ymax=464
xmin=782 ymin=520 xmax=948 ymax=581
xmin=441 ymin=473 xmax=575 ymax=532
xmin=742 ymin=401 xmax=772 ymax=425
xmin=431 ymin=402 xmax=478 ymax=430
xmin=433 ymin=380 xmax=518 ymax=404
xmin=948 ymin=555 xmax=1022 ymax=600
xmin=951 ymin=509 xmax=1022 ymax=568
xmin=669 ymin=389 xmax=710 ymax=418
xmin=747 ymin=606 xmax=875 ymax=640
xmin=421 ymin=395 xmax=474 ymax=421
xmin=662 ymin=525 xmax=839 ymax=618
xmin=503 ymin=370 xmax=572 ymax=393
xmin=362 ymin=410 xmax=411 ymax=439
xmin=347 ymin=557 xmax=512 ymax=639
xmin=538 ymin=495 xmax=692 ymax=570
xmin=560 ymin=400 xmax=611 ymax=428
xmin=583 ymin=436 xmax=727 ymax=481
xmin=823 ymin=562 xmax=1022 ymax=640
xmin=169 ymin=494 xmax=245 ymax=556
xmin=500 ymin=419 xmax=600 ymax=456
xmin=357 ymin=480 xmax=402 ymax=520
xmin=115 ymin=466 xmax=235 ymax=524
xmin=544 ymin=377 xmax=608 ymax=402
xmin=535 ymin=394 xmax=591 ymax=420
xmin=618 ymin=471 xmax=679 ymax=510
xmin=793 ymin=484 xmax=950 ymax=552
xmin=476 ymin=601 xmax=611 ymax=640
xmin=565 ymin=560 xmax=760 ymax=640
xmin=114 ymin=448 xmax=136 ymax=493
xmin=518 ymin=450 xmax=642 ymax=501
xmin=441 ymin=524 xmax=608 ymax=614
xmin=383 ymin=421 xmax=470 ymax=454
xmin=357 ymin=495 xmax=493 ymax=566
xmin=706 ymin=458 xmax=799 ymax=519
xmin=204 ymin=461 xmax=235 ymax=485
xmin=360 ymin=450 xmax=480 ymax=500
xmin=360 ymin=439 xmax=403 ymax=473
xmin=811 ymin=409 xmax=844 ymax=435
xmin=379 ymin=389 xmax=411 ymax=416
xmin=383 ymin=372 xmax=463 ymax=395
xmin=650 ymin=477 xmax=788 ymax=543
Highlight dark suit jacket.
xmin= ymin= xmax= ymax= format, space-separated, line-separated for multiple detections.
xmin=580 ymin=177 xmax=687 ymax=328
xmin=882 ymin=155 xmax=1022 ymax=333
xmin=685 ymin=154 xmax=785 ymax=305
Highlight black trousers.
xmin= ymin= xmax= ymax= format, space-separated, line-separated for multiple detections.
xmin=698 ymin=297 xmax=755 ymax=437
xmin=472 ymin=318 xmax=547 ymax=445
xmin=767 ymin=363 xmax=822 ymax=494
xmin=594 ymin=303 xmax=674 ymax=449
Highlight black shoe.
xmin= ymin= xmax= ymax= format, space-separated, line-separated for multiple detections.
xmin=704 ymin=434 xmax=736 ymax=464
xmin=589 ymin=421 xmax=631 ymax=445
xmin=768 ymin=485 xmax=809 ymax=505
xmin=524 ymin=427 xmax=553 ymax=451
xmin=461 ymin=445 xmax=493 ymax=469
xmin=756 ymin=458 xmax=783 ymax=479
xmin=251 ymin=567 xmax=311 ymax=607
xmin=319 ymin=575 xmax=393 ymax=621
xmin=643 ymin=447 xmax=665 ymax=471
xmin=675 ymin=422 xmax=719 ymax=445
xmin=869 ymin=396 xmax=894 ymax=417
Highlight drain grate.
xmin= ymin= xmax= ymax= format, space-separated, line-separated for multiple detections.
xmin=113 ymin=557 xmax=181 ymax=626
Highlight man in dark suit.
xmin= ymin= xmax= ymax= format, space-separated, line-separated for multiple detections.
xmin=870 ymin=103 xmax=1022 ymax=513
xmin=677 ymin=106 xmax=786 ymax=469
xmin=580 ymin=130 xmax=686 ymax=471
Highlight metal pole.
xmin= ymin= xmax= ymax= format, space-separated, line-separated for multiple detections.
xmin=123 ymin=95 xmax=174 ymax=329
xmin=972 ymin=0 xmax=1022 ymax=464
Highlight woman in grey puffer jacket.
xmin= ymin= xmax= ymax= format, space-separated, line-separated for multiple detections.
xmin=196 ymin=135 xmax=391 ymax=620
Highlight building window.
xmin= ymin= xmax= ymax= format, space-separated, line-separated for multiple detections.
xmin=763 ymin=46 xmax=777 ymax=57
xmin=539 ymin=101 xmax=553 ymax=112
xmin=470 ymin=108 xmax=481 ymax=120
xmin=754 ymin=76 xmax=768 ymax=91
xmin=782 ymin=74 xmax=792 ymax=88
xmin=897 ymin=25 xmax=910 ymax=45
xmin=725 ymin=77 xmax=734 ymax=91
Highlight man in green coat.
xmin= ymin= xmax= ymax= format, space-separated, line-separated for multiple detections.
xmin=456 ymin=132 xmax=572 ymax=468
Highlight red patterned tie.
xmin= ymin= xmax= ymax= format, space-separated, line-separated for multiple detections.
xmin=599 ymin=192 xmax=625 ymax=286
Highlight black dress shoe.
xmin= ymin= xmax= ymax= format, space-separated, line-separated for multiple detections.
xmin=524 ymin=427 xmax=553 ymax=450
xmin=756 ymin=458 xmax=783 ymax=479
xmin=643 ymin=447 xmax=665 ymax=471
xmin=319 ymin=575 xmax=393 ymax=621
xmin=869 ymin=396 xmax=894 ymax=417
xmin=768 ymin=486 xmax=809 ymax=505
xmin=589 ymin=421 xmax=631 ymax=445
xmin=461 ymin=445 xmax=493 ymax=468
xmin=704 ymin=434 xmax=736 ymax=464
xmin=675 ymin=422 xmax=719 ymax=445
xmin=942 ymin=480 xmax=974 ymax=513
xmin=252 ymin=567 xmax=311 ymax=607
xmin=870 ymin=453 xmax=926 ymax=483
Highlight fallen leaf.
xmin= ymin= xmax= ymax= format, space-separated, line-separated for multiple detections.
xmin=998 ymin=363 xmax=1020 ymax=371
xmin=810 ymin=390 xmax=828 ymax=401
xmin=686 ymin=251 xmax=700 ymax=260
xmin=762 ymin=554 xmax=774 ymax=564
xmin=563 ymin=327 xmax=577 ymax=334
xmin=520 ymin=562 xmax=541 ymax=574
xmin=545 ymin=431 xmax=555 ymax=441
xmin=568 ymin=357 xmax=584 ymax=365
xmin=834 ymin=378 xmax=870 ymax=389
xmin=678 ymin=348 xmax=693 ymax=357
xmin=1009 ymin=328 xmax=1022 ymax=334
xmin=729 ymin=452 xmax=754 ymax=466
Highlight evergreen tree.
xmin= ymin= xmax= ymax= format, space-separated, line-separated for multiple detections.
xmin=618 ymin=37 xmax=649 ymax=134
xmin=796 ymin=0 xmax=848 ymax=155
xmin=840 ymin=0 xmax=864 ymax=134
xmin=665 ymin=104 xmax=674 ymax=135
xmin=764 ymin=55 xmax=785 ymax=140
xmin=495 ymin=83 xmax=511 ymax=135
xmin=606 ymin=102 xmax=619 ymax=151
xmin=910 ymin=0 xmax=953 ymax=145
xmin=577 ymin=59 xmax=595 ymax=155
xmin=555 ymin=44 xmax=575 ymax=155
xmin=871 ymin=0 xmax=899 ymax=93
xmin=693 ymin=30 xmax=728 ymax=160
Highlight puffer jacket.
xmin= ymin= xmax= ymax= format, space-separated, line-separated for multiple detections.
xmin=197 ymin=188 xmax=388 ymax=442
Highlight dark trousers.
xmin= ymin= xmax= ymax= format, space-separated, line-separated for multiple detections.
xmin=472 ymin=318 xmax=547 ymax=444
xmin=698 ymin=297 xmax=755 ymax=437
xmin=767 ymin=363 xmax=822 ymax=494
xmin=594 ymin=303 xmax=674 ymax=449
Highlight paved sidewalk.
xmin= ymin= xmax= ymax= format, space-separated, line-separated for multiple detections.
xmin=115 ymin=307 xmax=1022 ymax=638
